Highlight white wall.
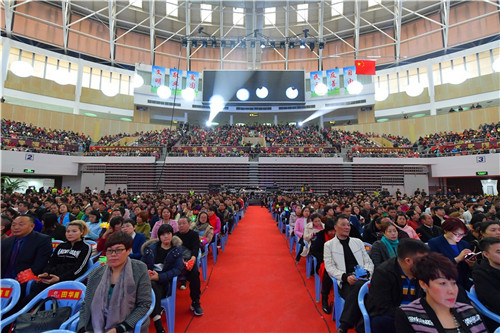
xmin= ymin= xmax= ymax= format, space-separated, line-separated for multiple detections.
xmin=430 ymin=154 xmax=500 ymax=177
xmin=164 ymin=157 xmax=249 ymax=164
xmin=404 ymin=174 xmax=429 ymax=195
xmin=80 ymin=173 xmax=106 ymax=193
xmin=259 ymin=157 xmax=344 ymax=164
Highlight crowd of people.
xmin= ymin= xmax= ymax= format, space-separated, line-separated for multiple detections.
xmin=269 ymin=189 xmax=499 ymax=332
xmin=1 ymin=188 xmax=247 ymax=332
xmin=2 ymin=119 xmax=499 ymax=158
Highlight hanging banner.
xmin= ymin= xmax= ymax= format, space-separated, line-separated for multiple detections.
xmin=326 ymin=68 xmax=340 ymax=95
xmin=186 ymin=71 xmax=200 ymax=93
xmin=343 ymin=66 xmax=357 ymax=93
xmin=310 ymin=71 xmax=323 ymax=97
xmin=169 ymin=68 xmax=183 ymax=94
xmin=151 ymin=66 xmax=165 ymax=93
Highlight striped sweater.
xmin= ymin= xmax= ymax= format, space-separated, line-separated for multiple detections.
xmin=395 ymin=297 xmax=488 ymax=333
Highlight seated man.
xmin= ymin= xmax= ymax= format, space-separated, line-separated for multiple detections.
xmin=324 ymin=214 xmax=374 ymax=333
xmin=175 ymin=217 xmax=203 ymax=316
xmin=1 ymin=214 xmax=52 ymax=283
xmin=471 ymin=237 xmax=500 ymax=332
xmin=416 ymin=213 xmax=442 ymax=243
xmin=310 ymin=218 xmax=336 ymax=314
xmin=365 ymin=239 xmax=430 ymax=333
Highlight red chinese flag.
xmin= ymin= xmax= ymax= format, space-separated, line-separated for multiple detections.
xmin=355 ymin=60 xmax=376 ymax=75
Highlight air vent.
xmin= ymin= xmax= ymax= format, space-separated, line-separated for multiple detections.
xmin=147 ymin=100 xmax=181 ymax=107
xmin=325 ymin=99 xmax=367 ymax=107
xmin=278 ymin=105 xmax=315 ymax=110
xmin=235 ymin=106 xmax=272 ymax=111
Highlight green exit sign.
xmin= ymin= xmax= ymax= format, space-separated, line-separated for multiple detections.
xmin=476 ymin=171 xmax=488 ymax=176
xmin=24 ymin=169 xmax=35 ymax=173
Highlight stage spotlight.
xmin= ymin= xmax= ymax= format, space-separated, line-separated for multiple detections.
xmin=181 ymin=39 xmax=188 ymax=47
xmin=230 ymin=41 xmax=236 ymax=48
xmin=236 ymin=88 xmax=250 ymax=101
xmin=206 ymin=120 xmax=213 ymax=127
xmin=286 ymin=87 xmax=299 ymax=99
xmin=221 ymin=40 xmax=226 ymax=48
xmin=347 ymin=81 xmax=363 ymax=95
xmin=270 ymin=41 xmax=276 ymax=48
xmin=309 ymin=42 xmax=315 ymax=51
xmin=240 ymin=41 xmax=246 ymax=48
xmin=202 ymin=40 xmax=208 ymax=48
xmin=192 ymin=40 xmax=197 ymax=47
xmin=157 ymin=85 xmax=172 ymax=99
xmin=10 ymin=60 xmax=33 ymax=78
xmin=374 ymin=88 xmax=389 ymax=101
xmin=256 ymin=86 xmax=269 ymax=99
xmin=289 ymin=42 xmax=295 ymax=49
xmin=319 ymin=42 xmax=324 ymax=50
xmin=314 ymin=82 xmax=327 ymax=96
xmin=251 ymin=41 xmax=255 ymax=48
xmin=298 ymin=121 xmax=304 ymax=126
xmin=280 ymin=41 xmax=285 ymax=49
xmin=260 ymin=41 xmax=266 ymax=48
xmin=181 ymin=87 xmax=196 ymax=101
xmin=300 ymin=41 xmax=306 ymax=49
xmin=212 ymin=40 xmax=217 ymax=48
xmin=209 ymin=95 xmax=225 ymax=113
xmin=406 ymin=82 xmax=424 ymax=97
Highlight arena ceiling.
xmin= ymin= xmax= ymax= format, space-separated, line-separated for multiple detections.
xmin=5 ymin=0 xmax=496 ymax=66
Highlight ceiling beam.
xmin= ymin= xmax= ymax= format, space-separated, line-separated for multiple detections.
xmin=4 ymin=0 xmax=14 ymax=38
xmin=394 ymin=0 xmax=403 ymax=64
xmin=150 ymin=1 xmax=156 ymax=65
xmin=61 ymin=0 xmax=71 ymax=53
xmin=354 ymin=0 xmax=361 ymax=59
xmin=108 ymin=0 xmax=116 ymax=65
xmin=441 ymin=0 xmax=451 ymax=51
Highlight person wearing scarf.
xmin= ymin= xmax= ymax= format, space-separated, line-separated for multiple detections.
xmin=207 ymin=206 xmax=221 ymax=235
xmin=370 ymin=222 xmax=399 ymax=268
xmin=77 ymin=231 xmax=152 ymax=333
xmin=192 ymin=212 xmax=214 ymax=247
xmin=58 ymin=203 xmax=75 ymax=227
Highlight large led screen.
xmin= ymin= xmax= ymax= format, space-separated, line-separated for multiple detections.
xmin=202 ymin=70 xmax=305 ymax=105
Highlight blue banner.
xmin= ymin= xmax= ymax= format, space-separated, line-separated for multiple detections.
xmin=169 ymin=68 xmax=183 ymax=93
xmin=310 ymin=71 xmax=323 ymax=97
xmin=151 ymin=66 xmax=165 ymax=92
xmin=186 ymin=71 xmax=199 ymax=92
xmin=343 ymin=66 xmax=357 ymax=92
xmin=326 ymin=69 xmax=340 ymax=95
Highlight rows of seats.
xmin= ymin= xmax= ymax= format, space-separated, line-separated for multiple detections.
xmin=2 ymin=119 xmax=499 ymax=158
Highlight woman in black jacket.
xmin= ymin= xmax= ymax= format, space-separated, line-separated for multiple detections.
xmin=141 ymin=224 xmax=183 ymax=333
xmin=40 ymin=212 xmax=67 ymax=241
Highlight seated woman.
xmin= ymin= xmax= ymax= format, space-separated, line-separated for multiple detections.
xmin=369 ymin=222 xmax=399 ymax=268
xmin=58 ymin=203 xmax=76 ymax=227
xmin=288 ymin=205 xmax=301 ymax=237
xmin=192 ymin=211 xmax=214 ymax=249
xmin=40 ymin=212 xmax=67 ymax=241
xmin=81 ymin=205 xmax=93 ymax=223
xmin=77 ymin=231 xmax=152 ymax=333
xmin=85 ymin=210 xmax=102 ymax=241
xmin=395 ymin=212 xmax=420 ymax=240
xmin=428 ymin=218 xmax=473 ymax=290
xmin=395 ymin=252 xmax=487 ymax=332
xmin=207 ymin=206 xmax=221 ymax=238
xmin=135 ymin=211 xmax=151 ymax=240
xmin=294 ymin=206 xmax=312 ymax=264
xmin=151 ymin=208 xmax=179 ymax=239
xmin=301 ymin=213 xmax=324 ymax=258
xmin=96 ymin=216 xmax=123 ymax=253
xmin=141 ymin=224 xmax=183 ymax=333
xmin=121 ymin=218 xmax=147 ymax=260
xmin=22 ymin=221 xmax=92 ymax=306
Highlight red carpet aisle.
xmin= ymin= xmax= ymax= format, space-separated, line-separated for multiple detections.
xmin=169 ymin=206 xmax=336 ymax=333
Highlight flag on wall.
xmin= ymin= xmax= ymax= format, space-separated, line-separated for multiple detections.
xmin=186 ymin=71 xmax=199 ymax=92
xmin=151 ymin=66 xmax=165 ymax=93
xmin=169 ymin=68 xmax=183 ymax=93
xmin=310 ymin=71 xmax=323 ymax=97
xmin=355 ymin=60 xmax=376 ymax=75
xmin=326 ymin=68 xmax=340 ymax=95
xmin=343 ymin=66 xmax=357 ymax=92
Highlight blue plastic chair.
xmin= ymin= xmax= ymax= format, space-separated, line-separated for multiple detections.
xmin=210 ymin=233 xmax=218 ymax=263
xmin=220 ymin=223 xmax=228 ymax=252
xmin=1 ymin=281 xmax=86 ymax=331
xmin=43 ymin=330 xmax=76 ymax=333
xmin=358 ymin=281 xmax=371 ymax=333
xmin=52 ymin=240 xmax=64 ymax=250
xmin=134 ymin=288 xmax=155 ymax=333
xmin=285 ymin=225 xmax=290 ymax=239
xmin=160 ymin=276 xmax=178 ymax=333
xmin=495 ymin=327 xmax=500 ymax=333
xmin=198 ymin=249 xmax=207 ymax=281
xmin=330 ymin=275 xmax=345 ymax=329
xmin=468 ymin=285 xmax=500 ymax=324
xmin=75 ymin=261 xmax=102 ymax=283
xmin=312 ymin=257 xmax=321 ymax=303
xmin=289 ymin=234 xmax=296 ymax=253
xmin=0 ymin=279 xmax=21 ymax=317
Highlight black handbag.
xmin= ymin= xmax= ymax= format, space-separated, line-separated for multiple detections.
xmin=14 ymin=296 xmax=72 ymax=333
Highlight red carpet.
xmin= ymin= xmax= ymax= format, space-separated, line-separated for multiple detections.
xmin=162 ymin=206 xmax=338 ymax=333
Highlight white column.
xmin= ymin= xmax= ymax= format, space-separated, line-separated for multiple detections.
xmin=1 ymin=38 xmax=11 ymax=99
xmin=184 ymin=112 xmax=188 ymax=123
xmin=427 ymin=62 xmax=436 ymax=115
xmin=74 ymin=59 xmax=83 ymax=114
xmin=274 ymin=114 xmax=278 ymax=125
xmin=229 ymin=114 xmax=233 ymax=125
xmin=319 ymin=115 xmax=324 ymax=129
